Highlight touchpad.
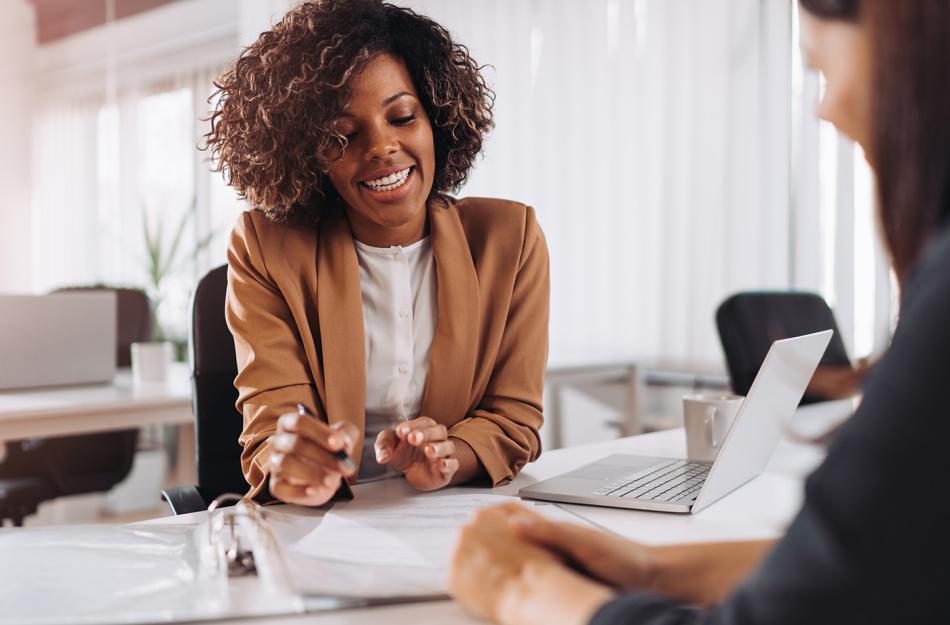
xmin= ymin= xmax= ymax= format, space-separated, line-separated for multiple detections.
xmin=563 ymin=457 xmax=663 ymax=480
xmin=564 ymin=464 xmax=630 ymax=480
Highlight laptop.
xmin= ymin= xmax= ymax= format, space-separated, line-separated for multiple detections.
xmin=0 ymin=292 xmax=117 ymax=390
xmin=520 ymin=330 xmax=833 ymax=514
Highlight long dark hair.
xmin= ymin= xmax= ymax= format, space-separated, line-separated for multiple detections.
xmin=800 ymin=0 xmax=950 ymax=284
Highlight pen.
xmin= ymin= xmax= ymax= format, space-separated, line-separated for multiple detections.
xmin=296 ymin=403 xmax=357 ymax=473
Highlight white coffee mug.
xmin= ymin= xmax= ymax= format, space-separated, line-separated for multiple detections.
xmin=683 ymin=393 xmax=744 ymax=462
xmin=131 ymin=341 xmax=174 ymax=385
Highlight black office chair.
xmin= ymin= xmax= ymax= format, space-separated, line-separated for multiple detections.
xmin=716 ymin=291 xmax=850 ymax=405
xmin=162 ymin=265 xmax=248 ymax=514
xmin=0 ymin=287 xmax=151 ymax=526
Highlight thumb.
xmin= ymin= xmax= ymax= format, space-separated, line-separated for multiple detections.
xmin=330 ymin=421 xmax=359 ymax=456
xmin=509 ymin=510 xmax=575 ymax=547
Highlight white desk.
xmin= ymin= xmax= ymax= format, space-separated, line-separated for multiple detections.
xmin=165 ymin=410 xmax=837 ymax=625
xmin=0 ymin=362 xmax=192 ymax=443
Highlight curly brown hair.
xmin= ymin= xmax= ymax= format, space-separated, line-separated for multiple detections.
xmin=205 ymin=0 xmax=494 ymax=225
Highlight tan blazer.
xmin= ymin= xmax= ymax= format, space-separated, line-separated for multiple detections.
xmin=226 ymin=197 xmax=549 ymax=497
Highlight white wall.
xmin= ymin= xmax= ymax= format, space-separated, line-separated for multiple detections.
xmin=0 ymin=0 xmax=36 ymax=292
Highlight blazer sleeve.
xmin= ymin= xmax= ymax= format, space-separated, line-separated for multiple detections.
xmin=226 ymin=212 xmax=321 ymax=498
xmin=448 ymin=207 xmax=549 ymax=485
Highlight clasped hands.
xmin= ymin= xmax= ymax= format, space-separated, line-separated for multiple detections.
xmin=268 ymin=413 xmax=460 ymax=506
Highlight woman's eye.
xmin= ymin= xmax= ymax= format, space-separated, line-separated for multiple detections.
xmin=343 ymin=131 xmax=359 ymax=140
xmin=392 ymin=115 xmax=416 ymax=126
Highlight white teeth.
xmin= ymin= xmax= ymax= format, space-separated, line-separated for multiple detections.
xmin=363 ymin=167 xmax=411 ymax=192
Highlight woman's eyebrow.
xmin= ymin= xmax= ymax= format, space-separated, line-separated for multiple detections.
xmin=336 ymin=91 xmax=416 ymax=119
xmin=383 ymin=91 xmax=414 ymax=106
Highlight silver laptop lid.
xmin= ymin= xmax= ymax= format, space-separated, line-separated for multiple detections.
xmin=0 ymin=293 xmax=117 ymax=390
xmin=691 ymin=330 xmax=832 ymax=513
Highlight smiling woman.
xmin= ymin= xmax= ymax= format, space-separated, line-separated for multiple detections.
xmin=205 ymin=0 xmax=549 ymax=508
xmin=323 ymin=53 xmax=436 ymax=247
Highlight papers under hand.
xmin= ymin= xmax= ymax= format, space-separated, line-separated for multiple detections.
xmin=290 ymin=493 xmax=505 ymax=567
xmin=276 ymin=493 xmax=576 ymax=599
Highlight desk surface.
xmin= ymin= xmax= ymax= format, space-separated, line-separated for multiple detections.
xmin=167 ymin=403 xmax=843 ymax=625
xmin=0 ymin=363 xmax=192 ymax=441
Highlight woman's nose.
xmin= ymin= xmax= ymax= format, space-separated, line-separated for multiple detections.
xmin=363 ymin=125 xmax=399 ymax=161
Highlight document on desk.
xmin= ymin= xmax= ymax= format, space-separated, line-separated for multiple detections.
xmin=277 ymin=493 xmax=578 ymax=598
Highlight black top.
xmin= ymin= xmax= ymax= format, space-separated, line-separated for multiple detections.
xmin=591 ymin=224 xmax=950 ymax=625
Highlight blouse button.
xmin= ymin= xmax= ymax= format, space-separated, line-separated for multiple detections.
xmin=399 ymin=308 xmax=409 ymax=318
xmin=398 ymin=363 xmax=409 ymax=375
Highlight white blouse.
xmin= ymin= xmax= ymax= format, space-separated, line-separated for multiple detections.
xmin=353 ymin=236 xmax=438 ymax=481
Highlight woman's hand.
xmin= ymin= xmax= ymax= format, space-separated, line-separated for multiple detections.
xmin=449 ymin=503 xmax=615 ymax=625
xmin=506 ymin=504 xmax=658 ymax=590
xmin=267 ymin=412 xmax=358 ymax=506
xmin=514 ymin=505 xmax=773 ymax=606
xmin=375 ymin=416 xmax=463 ymax=491
xmin=806 ymin=358 xmax=873 ymax=400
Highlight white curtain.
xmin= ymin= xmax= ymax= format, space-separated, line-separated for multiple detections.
xmin=401 ymin=0 xmax=793 ymax=367
xmin=28 ymin=0 xmax=889 ymax=366
xmin=30 ymin=65 xmax=244 ymax=341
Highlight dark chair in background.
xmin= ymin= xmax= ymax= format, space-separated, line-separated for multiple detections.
xmin=162 ymin=265 xmax=247 ymax=514
xmin=716 ymin=291 xmax=851 ymax=405
xmin=0 ymin=287 xmax=151 ymax=526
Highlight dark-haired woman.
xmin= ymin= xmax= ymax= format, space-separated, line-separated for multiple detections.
xmin=207 ymin=0 xmax=548 ymax=506
xmin=450 ymin=1 xmax=950 ymax=623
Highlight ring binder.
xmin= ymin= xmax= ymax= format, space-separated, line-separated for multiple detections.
xmin=198 ymin=492 xmax=296 ymax=598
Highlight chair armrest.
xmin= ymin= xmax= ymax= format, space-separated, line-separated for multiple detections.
xmin=161 ymin=485 xmax=208 ymax=515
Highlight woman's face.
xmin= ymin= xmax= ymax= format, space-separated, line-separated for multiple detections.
xmin=326 ymin=53 xmax=436 ymax=247
xmin=799 ymin=6 xmax=873 ymax=155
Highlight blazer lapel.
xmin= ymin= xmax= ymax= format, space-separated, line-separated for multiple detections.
xmin=317 ymin=216 xmax=367 ymax=472
xmin=421 ymin=201 xmax=480 ymax=422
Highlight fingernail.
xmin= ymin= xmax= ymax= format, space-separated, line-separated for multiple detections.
xmin=323 ymin=475 xmax=336 ymax=488
xmin=279 ymin=414 xmax=298 ymax=428
xmin=328 ymin=436 xmax=341 ymax=449
xmin=398 ymin=424 xmax=409 ymax=436
xmin=377 ymin=450 xmax=389 ymax=462
xmin=410 ymin=432 xmax=423 ymax=444
xmin=274 ymin=434 xmax=292 ymax=448
xmin=305 ymin=487 xmax=321 ymax=496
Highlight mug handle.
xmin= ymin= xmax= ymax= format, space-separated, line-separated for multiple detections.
xmin=704 ymin=406 xmax=721 ymax=448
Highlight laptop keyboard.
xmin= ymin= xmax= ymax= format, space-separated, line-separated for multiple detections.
xmin=592 ymin=460 xmax=710 ymax=503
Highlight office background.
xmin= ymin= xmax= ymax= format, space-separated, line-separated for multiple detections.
xmin=0 ymin=0 xmax=892 ymax=519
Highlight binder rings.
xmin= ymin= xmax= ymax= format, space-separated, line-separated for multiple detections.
xmin=0 ymin=493 xmax=447 ymax=625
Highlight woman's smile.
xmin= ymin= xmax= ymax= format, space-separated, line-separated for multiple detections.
xmin=358 ymin=165 xmax=417 ymax=202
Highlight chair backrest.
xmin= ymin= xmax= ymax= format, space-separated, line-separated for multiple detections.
xmin=716 ymin=291 xmax=850 ymax=404
xmin=190 ymin=265 xmax=248 ymax=501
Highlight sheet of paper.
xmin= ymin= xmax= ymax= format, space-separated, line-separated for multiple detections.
xmin=277 ymin=493 xmax=580 ymax=598
xmin=289 ymin=493 xmax=508 ymax=566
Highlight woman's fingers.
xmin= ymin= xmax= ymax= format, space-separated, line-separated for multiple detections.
xmin=269 ymin=474 xmax=336 ymax=506
xmin=425 ymin=439 xmax=456 ymax=459
xmin=277 ymin=412 xmax=348 ymax=454
xmin=330 ymin=421 xmax=360 ymax=457
xmin=438 ymin=456 xmax=460 ymax=478
xmin=270 ymin=450 xmax=343 ymax=488
xmin=375 ymin=428 xmax=398 ymax=463
xmin=269 ymin=431 xmax=354 ymax=475
xmin=396 ymin=417 xmax=448 ymax=446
